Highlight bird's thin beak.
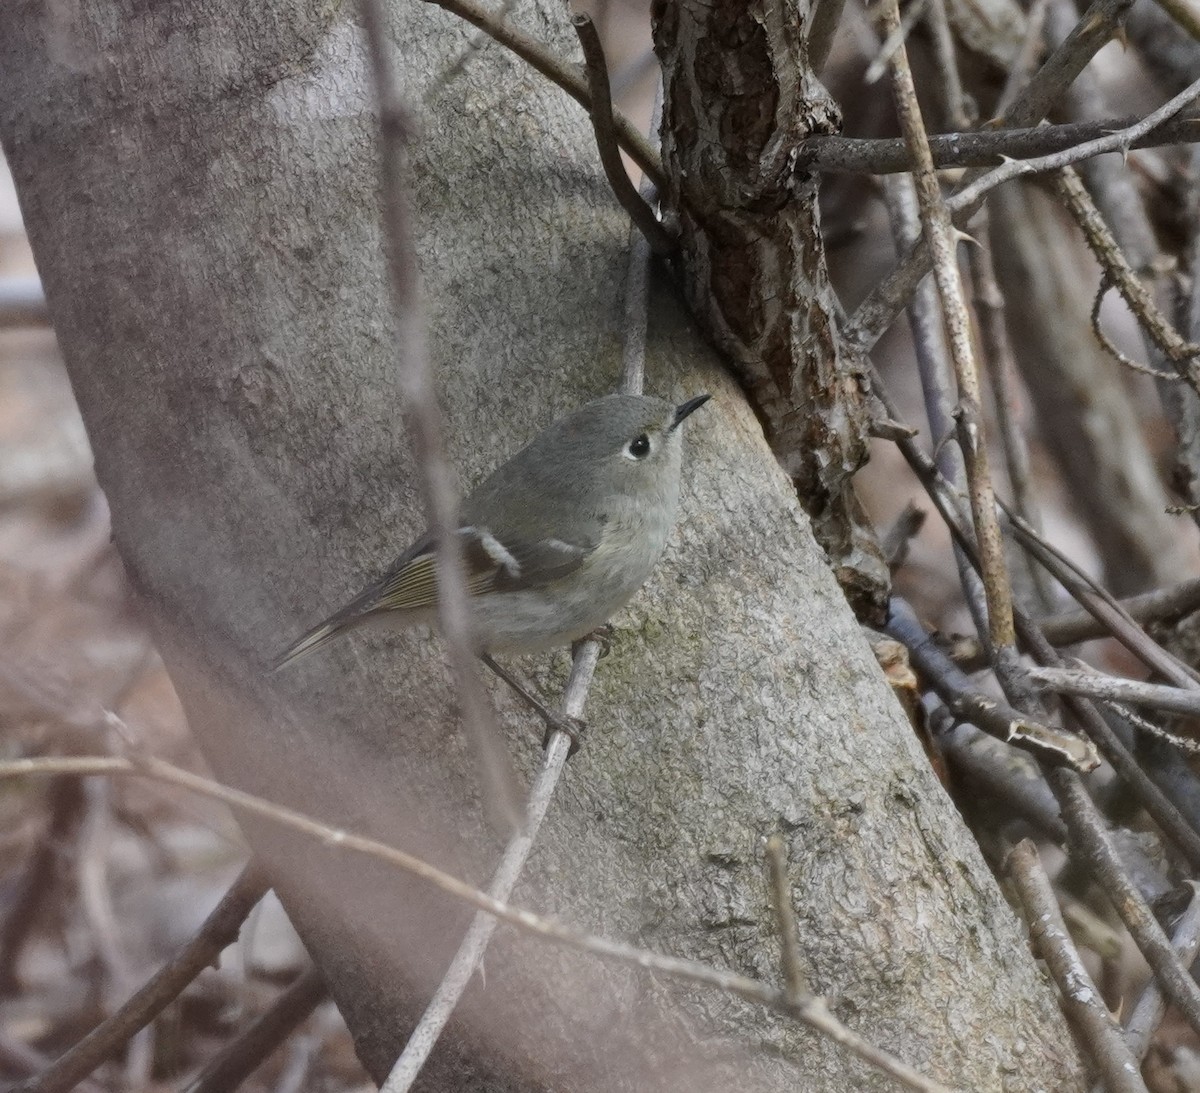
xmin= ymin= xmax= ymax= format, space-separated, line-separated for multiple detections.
xmin=671 ymin=393 xmax=711 ymax=430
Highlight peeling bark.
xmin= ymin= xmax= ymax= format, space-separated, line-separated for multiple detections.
xmin=652 ymin=0 xmax=888 ymax=618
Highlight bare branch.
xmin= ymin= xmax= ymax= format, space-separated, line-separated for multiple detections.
xmin=764 ymin=835 xmax=809 ymax=1001
xmin=571 ymin=14 xmax=674 ymax=256
xmin=881 ymin=0 xmax=1016 ymax=657
xmin=1051 ymin=767 xmax=1200 ymax=1041
xmin=415 ymin=0 xmax=663 ymax=188
xmin=1152 ymin=0 xmax=1200 ymax=41
xmin=0 ymin=753 xmax=950 ymax=1093
xmin=947 ymin=75 xmax=1200 ymax=210
xmin=1029 ymin=664 xmax=1200 ymax=721
xmin=1124 ymin=882 xmax=1200 ymax=1059
xmin=966 ymin=209 xmax=1055 ymax=610
xmin=1005 ymin=840 xmax=1147 ymax=1093
xmin=1037 ymin=577 xmax=1200 ymax=646
xmin=0 ymin=776 xmax=84 ymax=994
xmin=380 ymin=644 xmax=600 ymax=1092
xmin=186 ymin=966 xmax=327 ymax=1093
xmin=807 ymin=0 xmax=849 ymax=73
xmin=886 ymin=597 xmax=1098 ymax=771
xmin=19 ymin=864 xmax=268 ymax=1093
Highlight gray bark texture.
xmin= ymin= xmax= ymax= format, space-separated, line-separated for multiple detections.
xmin=0 ymin=1 xmax=1081 ymax=1089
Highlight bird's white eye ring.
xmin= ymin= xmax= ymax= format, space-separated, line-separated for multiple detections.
xmin=627 ymin=433 xmax=651 ymax=459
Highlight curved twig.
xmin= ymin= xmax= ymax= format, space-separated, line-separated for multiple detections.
xmin=416 ymin=0 xmax=664 ymax=188
xmin=571 ymin=15 xmax=674 ymax=256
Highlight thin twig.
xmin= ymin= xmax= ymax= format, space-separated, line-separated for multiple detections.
xmin=966 ymin=208 xmax=1055 ymax=611
xmin=994 ymin=0 xmax=1052 ymax=117
xmin=947 ymin=75 xmax=1200 ymax=211
xmin=1003 ymin=507 xmax=1200 ymax=690
xmin=807 ymin=0 xmax=849 ymax=73
xmin=0 ymin=776 xmax=84 ymax=994
xmin=886 ymin=598 xmax=1098 ymax=770
xmin=1005 ymin=840 xmax=1148 ymax=1093
xmin=881 ymin=0 xmax=1016 ymax=659
xmin=1029 ymin=664 xmax=1200 ymax=720
xmin=1051 ymin=766 xmax=1200 ymax=1041
xmin=866 ymin=0 xmax=930 ymax=84
xmin=797 ymin=114 xmax=1200 ymax=174
xmin=1150 ymin=0 xmax=1200 ymax=44
xmin=881 ymin=502 xmax=927 ymax=570
xmin=415 ymin=0 xmax=664 ymax=187
xmin=1037 ymin=577 xmax=1200 ymax=647
xmin=0 ymin=1035 xmax=106 ymax=1093
xmin=76 ymin=775 xmax=153 ymax=1089
xmin=19 ymin=864 xmax=269 ymax=1093
xmin=572 ymin=15 xmax=674 ymax=256
xmin=1124 ymin=881 xmax=1200 ymax=1060
xmin=923 ymin=0 xmax=972 ymax=130
xmin=1091 ymin=276 xmax=1185 ymax=381
xmin=185 ymin=966 xmax=327 ymax=1093
xmin=1101 ymin=701 xmax=1200 ymax=759
xmin=379 ymin=644 xmax=600 ymax=1092
xmin=360 ymin=0 xmax=523 ymax=834
xmin=764 ymin=835 xmax=809 ymax=1001
xmin=0 ymin=753 xmax=949 ymax=1093
xmin=620 ymin=80 xmax=663 ymax=398
xmin=1049 ymin=166 xmax=1200 ymax=393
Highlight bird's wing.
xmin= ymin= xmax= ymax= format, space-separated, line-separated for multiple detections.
xmin=272 ymin=486 xmax=602 ymax=671
xmin=375 ymin=525 xmax=592 ymax=611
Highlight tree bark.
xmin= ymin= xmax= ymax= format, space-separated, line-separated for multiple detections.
xmin=0 ymin=1 xmax=1081 ymax=1089
xmin=651 ymin=0 xmax=889 ymax=618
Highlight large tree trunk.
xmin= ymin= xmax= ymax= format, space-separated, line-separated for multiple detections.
xmin=0 ymin=1 xmax=1081 ymax=1088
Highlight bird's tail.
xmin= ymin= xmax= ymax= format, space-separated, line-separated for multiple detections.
xmin=270 ymin=616 xmax=351 ymax=672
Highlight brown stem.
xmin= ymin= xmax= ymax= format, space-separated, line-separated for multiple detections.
xmin=1005 ymin=839 xmax=1147 ymax=1093
xmin=571 ymin=14 xmax=674 ymax=255
xmin=19 ymin=865 xmax=269 ymax=1093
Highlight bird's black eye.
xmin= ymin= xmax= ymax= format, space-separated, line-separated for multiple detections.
xmin=628 ymin=433 xmax=651 ymax=459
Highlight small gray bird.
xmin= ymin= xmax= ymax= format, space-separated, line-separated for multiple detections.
xmin=273 ymin=392 xmax=710 ymax=669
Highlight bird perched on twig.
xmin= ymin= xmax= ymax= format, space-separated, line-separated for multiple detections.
xmin=273 ymin=392 xmax=710 ymax=671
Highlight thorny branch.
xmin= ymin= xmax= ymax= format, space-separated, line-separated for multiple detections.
xmin=844 ymin=0 xmax=1138 ymax=357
